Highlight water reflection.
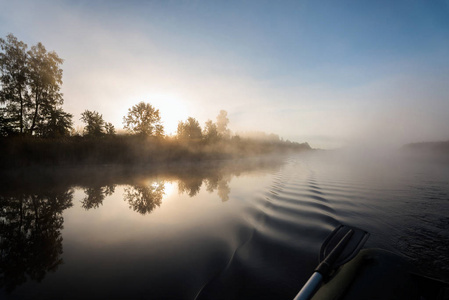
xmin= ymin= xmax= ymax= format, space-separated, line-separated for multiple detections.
xmin=124 ymin=181 xmax=165 ymax=215
xmin=3 ymin=154 xmax=447 ymax=298
xmin=178 ymin=173 xmax=231 ymax=201
xmin=0 ymin=157 xmax=285 ymax=293
xmin=178 ymin=176 xmax=203 ymax=197
xmin=81 ymin=184 xmax=116 ymax=210
xmin=0 ymin=188 xmax=73 ymax=292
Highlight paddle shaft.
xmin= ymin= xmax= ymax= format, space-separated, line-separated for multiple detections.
xmin=293 ymin=229 xmax=354 ymax=300
xmin=293 ymin=272 xmax=323 ymax=300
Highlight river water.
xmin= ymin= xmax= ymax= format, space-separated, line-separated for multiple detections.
xmin=1 ymin=151 xmax=448 ymax=299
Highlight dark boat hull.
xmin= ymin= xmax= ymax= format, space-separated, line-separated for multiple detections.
xmin=311 ymin=248 xmax=449 ymax=300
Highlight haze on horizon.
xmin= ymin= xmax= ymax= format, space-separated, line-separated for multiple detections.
xmin=1 ymin=0 xmax=448 ymax=149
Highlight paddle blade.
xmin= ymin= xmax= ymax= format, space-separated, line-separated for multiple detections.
xmin=320 ymin=225 xmax=369 ymax=268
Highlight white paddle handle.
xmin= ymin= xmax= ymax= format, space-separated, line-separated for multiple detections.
xmin=293 ymin=272 xmax=323 ymax=300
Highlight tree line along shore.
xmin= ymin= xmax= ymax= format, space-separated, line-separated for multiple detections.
xmin=0 ymin=134 xmax=311 ymax=168
xmin=0 ymin=34 xmax=311 ymax=168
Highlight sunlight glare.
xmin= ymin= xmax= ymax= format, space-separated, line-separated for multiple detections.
xmin=161 ymin=181 xmax=176 ymax=202
xmin=123 ymin=93 xmax=190 ymax=135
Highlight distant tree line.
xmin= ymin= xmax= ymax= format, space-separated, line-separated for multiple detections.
xmin=1 ymin=35 xmax=311 ymax=167
xmin=0 ymin=34 xmax=296 ymax=143
xmin=0 ymin=34 xmax=232 ymax=142
xmin=176 ymin=110 xmax=230 ymax=143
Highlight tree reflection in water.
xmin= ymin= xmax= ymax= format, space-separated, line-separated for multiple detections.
xmin=217 ymin=176 xmax=231 ymax=202
xmin=0 ymin=157 xmax=284 ymax=292
xmin=179 ymin=173 xmax=231 ymax=202
xmin=81 ymin=184 xmax=116 ymax=209
xmin=0 ymin=189 xmax=73 ymax=292
xmin=124 ymin=181 xmax=165 ymax=215
xmin=178 ymin=177 xmax=203 ymax=197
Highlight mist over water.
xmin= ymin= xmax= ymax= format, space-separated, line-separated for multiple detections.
xmin=1 ymin=2 xmax=449 ymax=299
xmin=1 ymin=151 xmax=448 ymax=299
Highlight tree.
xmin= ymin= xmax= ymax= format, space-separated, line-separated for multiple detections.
xmin=123 ymin=102 xmax=164 ymax=137
xmin=104 ymin=122 xmax=116 ymax=135
xmin=203 ymin=119 xmax=219 ymax=143
xmin=177 ymin=117 xmax=202 ymax=141
xmin=27 ymin=42 xmax=64 ymax=135
xmin=80 ymin=110 xmax=104 ymax=137
xmin=35 ymin=108 xmax=73 ymax=138
xmin=0 ymin=34 xmax=70 ymax=136
xmin=0 ymin=34 xmax=30 ymax=135
xmin=216 ymin=110 xmax=230 ymax=138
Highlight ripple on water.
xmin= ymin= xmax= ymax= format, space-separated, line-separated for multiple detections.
xmin=200 ymin=153 xmax=449 ymax=298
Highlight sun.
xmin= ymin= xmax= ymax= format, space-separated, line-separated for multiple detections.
xmin=123 ymin=93 xmax=190 ymax=136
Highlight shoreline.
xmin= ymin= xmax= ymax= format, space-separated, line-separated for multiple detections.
xmin=0 ymin=135 xmax=312 ymax=169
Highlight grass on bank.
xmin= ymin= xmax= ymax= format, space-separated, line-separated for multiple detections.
xmin=0 ymin=135 xmax=311 ymax=168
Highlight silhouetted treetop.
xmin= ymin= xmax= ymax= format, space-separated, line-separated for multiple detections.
xmin=0 ymin=34 xmax=71 ymax=137
xmin=104 ymin=122 xmax=116 ymax=135
xmin=177 ymin=117 xmax=202 ymax=141
xmin=80 ymin=110 xmax=105 ymax=137
xmin=36 ymin=108 xmax=73 ymax=138
xmin=123 ymin=101 xmax=164 ymax=137
xmin=0 ymin=34 xmax=28 ymax=136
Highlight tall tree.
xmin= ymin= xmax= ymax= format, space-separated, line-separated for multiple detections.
xmin=27 ymin=42 xmax=64 ymax=135
xmin=123 ymin=102 xmax=164 ymax=137
xmin=0 ymin=34 xmax=29 ymax=135
xmin=177 ymin=117 xmax=203 ymax=141
xmin=0 ymin=34 xmax=71 ymax=136
xmin=80 ymin=110 xmax=105 ymax=137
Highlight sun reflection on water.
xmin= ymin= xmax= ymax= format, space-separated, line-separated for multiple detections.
xmin=161 ymin=181 xmax=176 ymax=201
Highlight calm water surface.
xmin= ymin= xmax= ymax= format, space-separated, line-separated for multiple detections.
xmin=1 ymin=152 xmax=448 ymax=299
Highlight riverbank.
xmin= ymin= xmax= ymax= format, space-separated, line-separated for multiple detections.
xmin=0 ymin=135 xmax=312 ymax=168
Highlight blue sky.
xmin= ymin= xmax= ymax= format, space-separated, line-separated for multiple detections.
xmin=1 ymin=0 xmax=448 ymax=148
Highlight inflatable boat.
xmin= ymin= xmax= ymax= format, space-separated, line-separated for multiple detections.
xmin=310 ymin=248 xmax=449 ymax=300
xmin=293 ymin=225 xmax=449 ymax=300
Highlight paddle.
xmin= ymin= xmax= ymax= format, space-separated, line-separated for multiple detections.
xmin=293 ymin=224 xmax=370 ymax=300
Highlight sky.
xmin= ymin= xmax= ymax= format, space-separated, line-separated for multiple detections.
xmin=1 ymin=0 xmax=448 ymax=148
